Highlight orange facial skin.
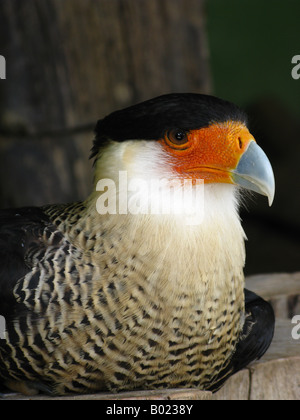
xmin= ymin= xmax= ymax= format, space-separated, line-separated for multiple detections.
xmin=159 ymin=121 xmax=255 ymax=184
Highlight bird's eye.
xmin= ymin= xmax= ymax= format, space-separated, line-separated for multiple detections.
xmin=167 ymin=129 xmax=188 ymax=146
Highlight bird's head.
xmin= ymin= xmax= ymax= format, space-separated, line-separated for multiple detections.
xmin=91 ymin=93 xmax=275 ymax=218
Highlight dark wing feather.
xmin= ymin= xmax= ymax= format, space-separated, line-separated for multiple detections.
xmin=208 ymin=288 xmax=275 ymax=392
xmin=0 ymin=207 xmax=56 ymax=320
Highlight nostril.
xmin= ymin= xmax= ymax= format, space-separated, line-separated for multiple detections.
xmin=238 ymin=137 xmax=243 ymax=149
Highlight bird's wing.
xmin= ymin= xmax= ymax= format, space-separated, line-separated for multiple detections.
xmin=0 ymin=207 xmax=63 ymax=320
xmin=208 ymin=288 xmax=275 ymax=392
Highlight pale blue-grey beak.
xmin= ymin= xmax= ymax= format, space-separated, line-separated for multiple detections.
xmin=232 ymin=141 xmax=275 ymax=206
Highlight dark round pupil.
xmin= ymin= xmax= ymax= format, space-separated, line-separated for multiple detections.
xmin=176 ymin=131 xmax=185 ymax=140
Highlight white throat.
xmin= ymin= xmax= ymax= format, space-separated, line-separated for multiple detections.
xmin=89 ymin=141 xmax=246 ymax=296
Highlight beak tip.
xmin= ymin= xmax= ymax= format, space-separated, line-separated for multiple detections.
xmin=264 ymin=166 xmax=275 ymax=207
xmin=268 ymin=194 xmax=274 ymax=207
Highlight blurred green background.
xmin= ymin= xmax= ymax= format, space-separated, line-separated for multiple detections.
xmin=207 ymin=0 xmax=300 ymax=117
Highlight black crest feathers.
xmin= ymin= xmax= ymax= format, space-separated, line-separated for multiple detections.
xmin=90 ymin=93 xmax=247 ymax=159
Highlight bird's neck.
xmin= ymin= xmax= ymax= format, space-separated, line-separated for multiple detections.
xmin=62 ymin=182 xmax=246 ymax=300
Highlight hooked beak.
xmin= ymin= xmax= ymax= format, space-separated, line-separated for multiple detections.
xmin=232 ymin=140 xmax=275 ymax=206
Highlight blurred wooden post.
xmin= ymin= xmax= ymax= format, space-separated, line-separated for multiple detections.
xmin=0 ymin=0 xmax=210 ymax=208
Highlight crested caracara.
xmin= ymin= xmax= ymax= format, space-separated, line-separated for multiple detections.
xmin=0 ymin=93 xmax=275 ymax=396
